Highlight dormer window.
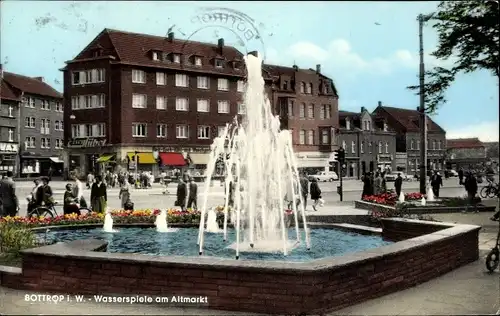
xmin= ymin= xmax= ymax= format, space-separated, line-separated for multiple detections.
xmin=173 ymin=54 xmax=181 ymax=63
xmin=215 ymin=59 xmax=224 ymax=68
xmin=283 ymin=80 xmax=288 ymax=90
xmin=346 ymin=119 xmax=351 ymax=130
xmin=383 ymin=122 xmax=388 ymax=131
xmin=152 ymin=51 xmax=159 ymax=61
xmin=195 ymin=57 xmax=202 ymax=66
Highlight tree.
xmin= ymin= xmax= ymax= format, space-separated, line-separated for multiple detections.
xmin=408 ymin=0 xmax=499 ymax=113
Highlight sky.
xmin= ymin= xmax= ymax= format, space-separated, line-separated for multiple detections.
xmin=1 ymin=1 xmax=498 ymax=141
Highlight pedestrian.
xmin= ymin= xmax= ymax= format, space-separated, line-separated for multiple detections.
xmin=297 ymin=173 xmax=309 ymax=211
xmin=90 ymin=175 xmax=107 ymax=213
xmin=394 ymin=173 xmax=403 ymax=197
xmin=0 ymin=171 xmax=18 ymax=217
xmin=119 ymin=181 xmax=131 ymax=209
xmin=381 ymin=171 xmax=387 ymax=193
xmin=430 ymin=170 xmax=443 ymax=198
xmin=187 ymin=177 xmax=198 ymax=209
xmin=86 ymin=172 xmax=94 ymax=189
xmin=373 ymin=172 xmax=382 ymax=195
xmin=361 ymin=172 xmax=371 ymax=198
xmin=309 ymin=178 xmax=321 ymax=212
xmin=63 ymin=183 xmax=80 ymax=215
xmin=72 ymin=176 xmax=87 ymax=208
xmin=458 ymin=168 xmax=464 ymax=185
xmin=176 ymin=178 xmax=187 ymax=211
xmin=463 ymin=172 xmax=478 ymax=213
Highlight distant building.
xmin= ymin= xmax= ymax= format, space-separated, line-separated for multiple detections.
xmin=484 ymin=141 xmax=499 ymax=165
xmin=446 ymin=138 xmax=488 ymax=170
xmin=338 ymin=107 xmax=396 ymax=179
xmin=1 ymin=70 xmax=63 ymax=177
xmin=0 ymin=70 xmax=21 ymax=176
xmin=372 ymin=102 xmax=447 ymax=175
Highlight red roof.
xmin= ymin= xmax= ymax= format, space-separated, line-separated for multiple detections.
xmin=0 ymin=79 xmax=20 ymax=101
xmin=159 ymin=152 xmax=186 ymax=167
xmin=447 ymin=138 xmax=484 ymax=149
xmin=376 ymin=106 xmax=445 ymax=133
xmin=3 ymin=72 xmax=62 ymax=99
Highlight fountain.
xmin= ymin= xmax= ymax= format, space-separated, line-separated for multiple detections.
xmin=427 ymin=185 xmax=435 ymax=201
xmin=155 ymin=209 xmax=178 ymax=233
xmin=197 ymin=53 xmax=310 ymax=259
xmin=103 ymin=209 xmax=115 ymax=233
xmin=205 ymin=208 xmax=221 ymax=233
xmin=398 ymin=191 xmax=405 ymax=203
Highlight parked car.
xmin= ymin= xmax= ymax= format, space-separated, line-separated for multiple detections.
xmin=385 ymin=172 xmax=412 ymax=182
xmin=310 ymin=171 xmax=338 ymax=182
xmin=445 ymin=169 xmax=458 ymax=177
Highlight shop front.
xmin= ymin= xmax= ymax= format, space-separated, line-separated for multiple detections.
xmin=0 ymin=142 xmax=18 ymax=176
xmin=126 ymin=152 xmax=156 ymax=173
xmin=376 ymin=154 xmax=393 ymax=173
xmin=65 ymin=137 xmax=112 ymax=178
xmin=296 ymin=152 xmax=330 ymax=174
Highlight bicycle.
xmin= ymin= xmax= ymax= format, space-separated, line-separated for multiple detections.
xmin=480 ymin=180 xmax=498 ymax=198
xmin=28 ymin=201 xmax=91 ymax=218
xmin=486 ymin=217 xmax=500 ymax=272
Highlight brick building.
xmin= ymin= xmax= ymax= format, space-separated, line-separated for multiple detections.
xmin=446 ymin=138 xmax=488 ymax=170
xmin=0 ymin=72 xmax=20 ymax=175
xmin=372 ymin=103 xmax=446 ymax=175
xmin=1 ymin=70 xmax=63 ymax=177
xmin=62 ymin=29 xmax=338 ymax=175
xmin=337 ymin=108 xmax=396 ymax=179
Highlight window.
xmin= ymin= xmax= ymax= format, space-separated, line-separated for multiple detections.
xmin=8 ymin=105 xmax=13 ymax=117
xmin=8 ymin=128 xmax=14 ymax=142
xmin=71 ymin=94 xmax=105 ymax=109
xmin=215 ymin=59 xmax=223 ymax=68
xmin=437 ymin=140 xmax=441 ymax=150
xmin=288 ymin=100 xmax=294 ymax=117
xmin=237 ymin=80 xmax=245 ymax=92
xmin=28 ymin=98 xmax=35 ymax=107
xmin=378 ymin=141 xmax=382 ymax=153
xmin=238 ymin=103 xmax=246 ymax=114
xmin=156 ymin=72 xmax=167 ymax=85
xmin=175 ymin=98 xmax=188 ymax=111
xmin=71 ymin=125 xmax=83 ymax=138
xmin=132 ymin=94 xmax=147 ymax=108
xmin=417 ymin=140 xmax=420 ymax=149
xmin=369 ymin=142 xmax=372 ymax=153
xmin=342 ymin=140 xmax=346 ymax=149
xmin=299 ymin=130 xmax=306 ymax=145
xmin=25 ymin=137 xmax=35 ymax=148
xmin=85 ymin=123 xmax=105 ymax=137
xmin=346 ymin=119 xmax=351 ymax=130
xmin=157 ymin=124 xmax=167 ymax=138
xmin=197 ymin=99 xmax=209 ymax=112
xmin=152 ymin=51 xmax=159 ymax=61
xmin=198 ymin=126 xmax=210 ymax=139
xmin=361 ymin=141 xmax=364 ymax=153
xmin=173 ymin=54 xmax=181 ymax=63
xmin=25 ymin=117 xmax=35 ymax=128
xmin=197 ymin=76 xmax=208 ymax=89
xmin=40 ymin=119 xmax=50 ymax=134
xmin=218 ymin=100 xmax=229 ymax=113
xmin=385 ymin=142 xmax=389 ymax=153
xmin=175 ymin=74 xmax=188 ymax=87
xmin=41 ymin=100 xmax=50 ymax=110
xmin=132 ymin=70 xmax=146 ymax=83
xmin=300 ymin=82 xmax=305 ymax=93
xmin=55 ymin=102 xmax=63 ymax=112
xmin=321 ymin=130 xmax=329 ymax=144
xmin=351 ymin=141 xmax=356 ymax=154
xmin=54 ymin=120 xmax=63 ymax=131
xmin=306 ymin=83 xmax=312 ymax=94
xmin=41 ymin=138 xmax=51 ymax=149
xmin=410 ymin=139 xmax=415 ymax=150
xmin=432 ymin=140 xmax=436 ymax=150
xmin=195 ymin=57 xmax=202 ymax=66
xmin=320 ymin=104 xmax=331 ymax=119
xmin=132 ymin=123 xmax=147 ymax=137
xmin=383 ymin=123 xmax=388 ymax=132
xmin=217 ymin=78 xmax=229 ymax=91
xmin=176 ymin=125 xmax=189 ymax=138
xmin=299 ymin=103 xmax=306 ymax=118
xmin=307 ymin=104 xmax=314 ymax=118
xmin=55 ymin=139 xmax=63 ymax=149
xmin=307 ymin=130 xmax=314 ymax=145
xmin=283 ymin=80 xmax=288 ymax=90
xmin=155 ymin=96 xmax=167 ymax=110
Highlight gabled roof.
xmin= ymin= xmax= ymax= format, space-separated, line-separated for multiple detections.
xmin=447 ymin=138 xmax=484 ymax=149
xmin=376 ymin=106 xmax=445 ymax=133
xmin=0 ymin=79 xmax=20 ymax=101
xmin=339 ymin=110 xmax=360 ymax=118
xmin=3 ymin=72 xmax=62 ymax=99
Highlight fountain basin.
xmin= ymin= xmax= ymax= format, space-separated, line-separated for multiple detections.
xmin=0 ymin=219 xmax=479 ymax=314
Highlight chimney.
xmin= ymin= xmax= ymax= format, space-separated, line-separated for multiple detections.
xmin=168 ymin=32 xmax=174 ymax=41
xmin=316 ymin=64 xmax=321 ymax=73
xmin=361 ymin=106 xmax=366 ymax=113
xmin=293 ymin=64 xmax=298 ymax=71
xmin=218 ymin=38 xmax=224 ymax=53
xmin=33 ymin=77 xmax=44 ymax=82
xmin=378 ymin=101 xmax=382 ymax=107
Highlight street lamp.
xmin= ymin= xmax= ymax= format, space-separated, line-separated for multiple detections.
xmin=70 ymin=114 xmax=76 ymax=120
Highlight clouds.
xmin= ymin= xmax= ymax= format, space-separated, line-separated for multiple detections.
xmin=446 ymin=121 xmax=499 ymax=142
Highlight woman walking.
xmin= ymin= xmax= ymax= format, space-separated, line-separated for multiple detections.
xmin=309 ymin=178 xmax=322 ymax=212
xmin=119 ymin=181 xmax=131 ymax=209
xmin=90 ymin=175 xmax=107 ymax=213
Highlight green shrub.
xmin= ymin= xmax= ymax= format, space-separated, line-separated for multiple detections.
xmin=0 ymin=222 xmax=36 ymax=260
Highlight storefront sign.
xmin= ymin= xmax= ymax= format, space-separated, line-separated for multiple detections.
xmin=0 ymin=142 xmax=18 ymax=153
xmin=67 ymin=138 xmax=107 ymax=148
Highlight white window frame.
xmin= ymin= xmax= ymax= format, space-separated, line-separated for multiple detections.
xmin=132 ymin=94 xmax=147 ymax=108
xmin=307 ymin=130 xmax=314 ymax=145
xmin=132 ymin=123 xmax=147 ymax=137
xmin=132 ymin=69 xmax=146 ymax=84
xmin=378 ymin=141 xmax=383 ymax=153
xmin=217 ymin=78 xmax=228 ymax=91
xmin=55 ymin=139 xmax=63 ymax=149
xmin=300 ymin=103 xmax=306 ymax=118
xmin=197 ymin=99 xmax=209 ymax=112
xmin=175 ymin=74 xmax=188 ymax=87
xmin=156 ymin=72 xmax=167 ymax=85
xmin=385 ymin=142 xmax=389 ymax=153
xmin=237 ymin=80 xmax=245 ymax=92
xmin=176 ymin=125 xmax=189 ymax=139
xmin=152 ymin=52 xmax=159 ymax=61
xmin=215 ymin=59 xmax=223 ymax=68
xmin=308 ymin=104 xmax=314 ymax=118
xmin=361 ymin=141 xmax=364 ymax=154
xmin=156 ymin=96 xmax=167 ymax=110
xmin=299 ymin=130 xmax=306 ymax=145
xmin=173 ymin=54 xmax=181 ymax=63
xmin=351 ymin=141 xmax=356 ymax=153
xmin=8 ymin=128 xmax=14 ymax=142
xmin=197 ymin=76 xmax=208 ymax=89
xmin=25 ymin=137 xmax=35 ymax=148
xmin=321 ymin=130 xmax=329 ymax=144
xmin=194 ymin=57 xmax=202 ymax=66
xmin=175 ymin=98 xmax=188 ymax=111
xmin=157 ymin=124 xmax=167 ymax=138
xmin=342 ymin=140 xmax=346 ymax=149
xmin=197 ymin=125 xmax=211 ymax=139
xmin=8 ymin=105 xmax=13 ymax=117
xmin=218 ymin=100 xmax=229 ymax=114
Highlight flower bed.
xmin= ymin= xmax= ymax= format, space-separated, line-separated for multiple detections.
xmin=362 ymin=192 xmax=425 ymax=206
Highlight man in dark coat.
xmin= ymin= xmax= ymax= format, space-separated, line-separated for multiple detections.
xmin=430 ymin=171 xmax=443 ymax=198
xmin=394 ymin=173 xmax=403 ymax=198
xmin=176 ymin=178 xmax=187 ymax=211
xmin=90 ymin=175 xmax=107 ymax=213
xmin=187 ymin=178 xmax=198 ymax=209
xmin=464 ymin=172 xmax=478 ymax=213
xmin=297 ymin=173 xmax=309 ymax=210
xmin=458 ymin=168 xmax=464 ymax=185
xmin=361 ymin=172 xmax=371 ymax=198
xmin=0 ymin=171 xmax=18 ymax=217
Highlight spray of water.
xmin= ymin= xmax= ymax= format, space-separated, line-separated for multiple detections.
xmin=197 ymin=53 xmax=310 ymax=259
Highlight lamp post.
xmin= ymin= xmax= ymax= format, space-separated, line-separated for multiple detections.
xmin=418 ymin=13 xmax=430 ymax=194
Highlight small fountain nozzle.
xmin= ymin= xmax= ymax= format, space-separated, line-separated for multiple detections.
xmin=235 ymin=255 xmax=239 ymax=260
xmin=250 ymin=243 xmax=254 ymax=248
xmin=199 ymin=251 xmax=202 ymax=255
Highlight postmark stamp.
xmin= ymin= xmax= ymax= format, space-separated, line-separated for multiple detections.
xmin=175 ymin=7 xmax=267 ymax=61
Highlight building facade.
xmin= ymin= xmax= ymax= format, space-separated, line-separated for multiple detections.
xmin=0 ymin=75 xmax=20 ymax=175
xmin=372 ymin=103 xmax=446 ymax=175
xmin=337 ymin=108 xmax=396 ymax=179
xmin=62 ymin=29 xmax=339 ymax=176
xmin=446 ymin=138 xmax=488 ymax=170
xmin=2 ymin=72 xmax=64 ymax=177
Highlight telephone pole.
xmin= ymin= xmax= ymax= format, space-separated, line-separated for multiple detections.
xmin=418 ymin=14 xmax=428 ymax=194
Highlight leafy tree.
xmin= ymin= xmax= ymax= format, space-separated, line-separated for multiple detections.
xmin=408 ymin=0 xmax=499 ymax=113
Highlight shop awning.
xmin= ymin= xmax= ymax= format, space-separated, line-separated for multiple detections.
xmin=127 ymin=152 xmax=156 ymax=164
xmin=189 ymin=153 xmax=211 ymax=165
xmin=97 ymin=154 xmax=115 ymax=163
xmin=49 ymin=157 xmax=63 ymax=163
xmin=159 ymin=152 xmax=186 ymax=166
